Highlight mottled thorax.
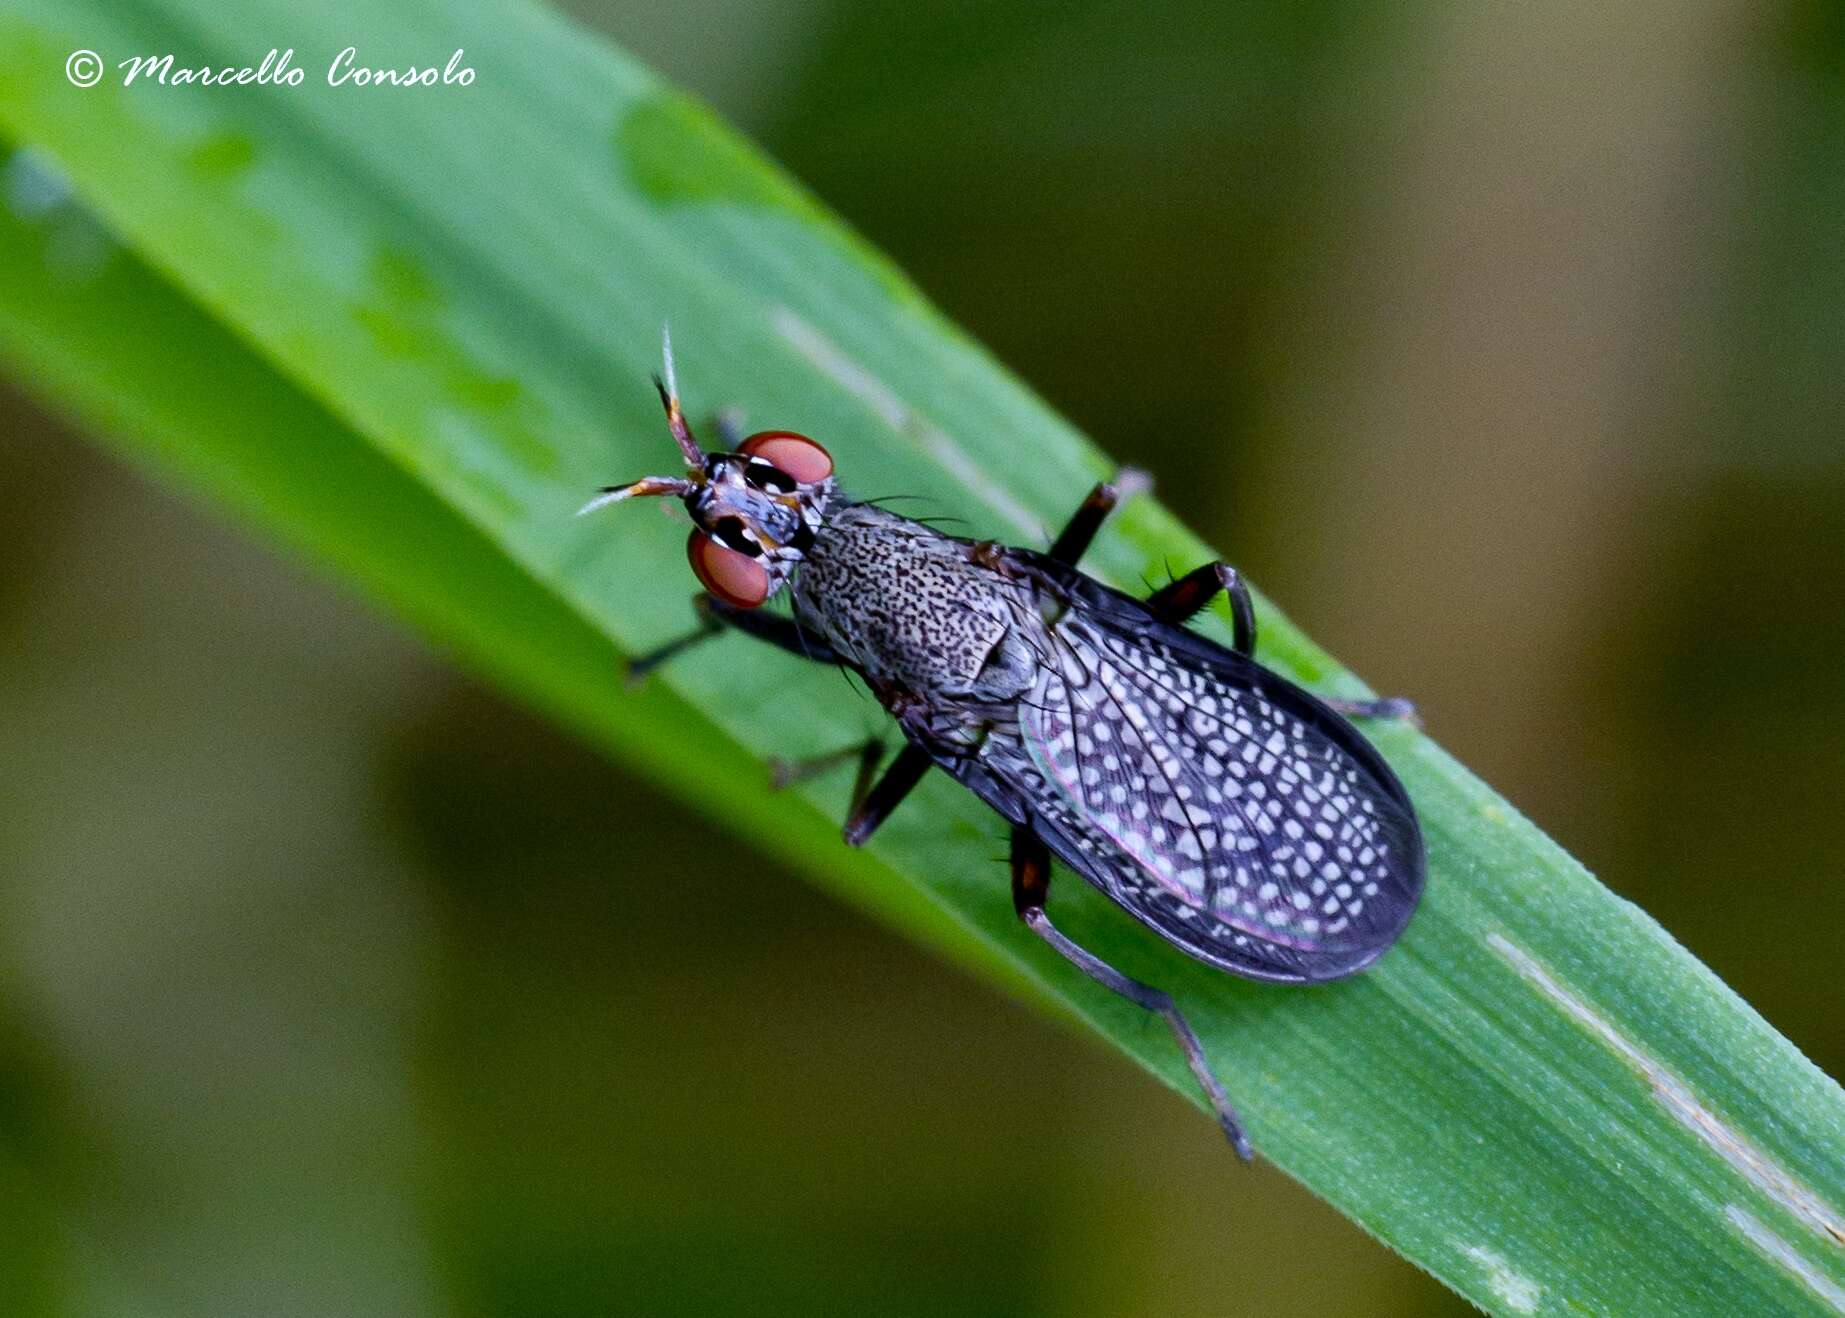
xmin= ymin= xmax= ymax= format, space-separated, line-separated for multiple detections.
xmin=792 ymin=503 xmax=1041 ymax=701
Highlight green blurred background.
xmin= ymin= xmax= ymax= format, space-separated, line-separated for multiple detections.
xmin=2 ymin=1 xmax=1842 ymax=1314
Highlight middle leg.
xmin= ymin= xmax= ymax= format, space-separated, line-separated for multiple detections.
xmin=1047 ymin=469 xmax=1151 ymax=566
xmin=770 ymin=738 xmax=935 ymax=849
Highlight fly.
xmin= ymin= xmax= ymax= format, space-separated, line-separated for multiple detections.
xmin=581 ymin=332 xmax=1426 ymax=1158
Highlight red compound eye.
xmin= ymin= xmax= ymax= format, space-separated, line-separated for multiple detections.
xmin=739 ymin=430 xmax=833 ymax=484
xmin=687 ymin=530 xmax=771 ymax=609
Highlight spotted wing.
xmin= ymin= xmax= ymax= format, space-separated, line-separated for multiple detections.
xmin=978 ymin=563 xmax=1423 ymax=983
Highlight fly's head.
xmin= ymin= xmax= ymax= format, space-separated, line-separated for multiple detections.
xmin=579 ymin=331 xmax=836 ymax=608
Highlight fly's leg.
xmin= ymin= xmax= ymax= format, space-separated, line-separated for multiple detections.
xmin=1046 ymin=479 xmax=1257 ymax=659
xmin=626 ymin=594 xmax=843 ymax=686
xmin=625 ymin=610 xmax=721 ymax=686
xmin=1010 ymin=827 xmax=1254 ymax=1160
xmin=1047 ymin=469 xmax=1152 ymax=565
xmin=702 ymin=596 xmax=844 ymax=663
xmin=1322 ymin=695 xmax=1420 ymax=725
xmin=770 ymin=738 xmax=884 ymax=791
xmin=771 ymin=738 xmax=932 ymax=845
xmin=1145 ymin=566 xmax=1417 ymax=722
xmin=1042 ymin=475 xmax=1261 ymax=662
xmin=843 ymin=744 xmax=933 ymax=846
xmin=1145 ymin=562 xmax=1256 ymax=657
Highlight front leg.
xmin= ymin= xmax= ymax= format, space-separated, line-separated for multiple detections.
xmin=1010 ymin=826 xmax=1253 ymax=1159
xmin=703 ymin=595 xmax=844 ymax=664
xmin=627 ymin=593 xmax=844 ymax=684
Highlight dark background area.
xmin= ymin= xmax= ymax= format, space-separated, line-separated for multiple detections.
xmin=2 ymin=1 xmax=1841 ymax=1313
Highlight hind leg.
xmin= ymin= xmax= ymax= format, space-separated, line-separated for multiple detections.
xmin=1009 ymin=827 xmax=1253 ymax=1159
xmin=1145 ymin=562 xmax=1257 ymax=657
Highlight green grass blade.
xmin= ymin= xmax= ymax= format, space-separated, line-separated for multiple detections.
xmin=0 ymin=155 xmax=1011 ymax=998
xmin=2 ymin=4 xmax=1843 ymax=1312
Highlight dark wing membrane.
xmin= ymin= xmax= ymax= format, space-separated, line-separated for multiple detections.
xmin=970 ymin=557 xmax=1424 ymax=983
